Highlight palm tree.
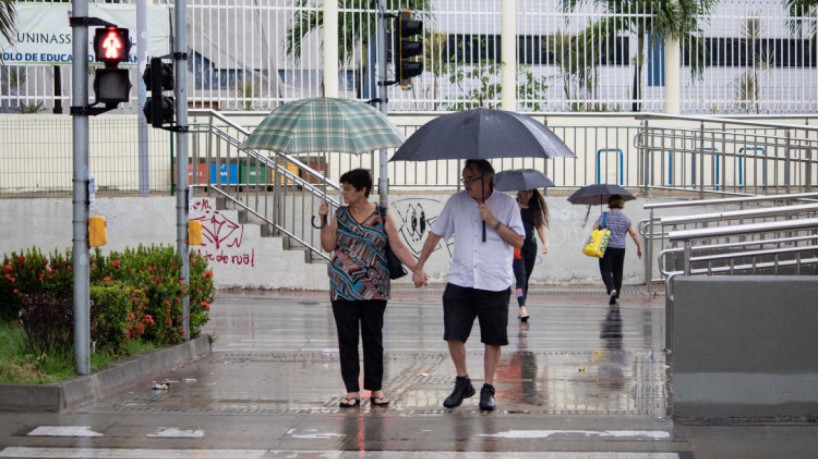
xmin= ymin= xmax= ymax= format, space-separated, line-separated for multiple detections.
xmin=0 ymin=0 xmax=16 ymax=49
xmin=784 ymin=0 xmax=818 ymax=38
xmin=544 ymin=19 xmax=617 ymax=111
xmin=285 ymin=1 xmax=431 ymax=97
xmin=559 ymin=0 xmax=716 ymax=112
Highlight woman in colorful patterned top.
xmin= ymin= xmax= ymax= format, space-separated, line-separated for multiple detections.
xmin=513 ymin=188 xmax=549 ymax=322
xmin=317 ymin=169 xmax=419 ymax=408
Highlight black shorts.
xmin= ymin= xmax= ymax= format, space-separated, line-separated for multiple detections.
xmin=442 ymin=283 xmax=510 ymax=346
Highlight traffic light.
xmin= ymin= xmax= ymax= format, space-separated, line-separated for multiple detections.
xmin=393 ymin=10 xmax=423 ymax=89
xmin=142 ymin=57 xmax=174 ymax=128
xmin=92 ymin=27 xmax=132 ymax=106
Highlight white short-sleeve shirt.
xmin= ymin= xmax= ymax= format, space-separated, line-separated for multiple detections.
xmin=430 ymin=189 xmax=525 ymax=292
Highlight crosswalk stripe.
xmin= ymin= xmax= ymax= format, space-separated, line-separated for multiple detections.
xmin=27 ymin=426 xmax=103 ymax=437
xmin=0 ymin=448 xmax=680 ymax=459
xmin=0 ymin=447 xmax=265 ymax=459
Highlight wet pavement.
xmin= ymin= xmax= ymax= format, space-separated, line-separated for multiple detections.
xmin=1 ymin=285 xmax=817 ymax=458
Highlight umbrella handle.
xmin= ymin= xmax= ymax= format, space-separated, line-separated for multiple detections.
xmin=311 ymin=215 xmax=327 ymax=229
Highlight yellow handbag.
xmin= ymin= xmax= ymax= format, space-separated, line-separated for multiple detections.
xmin=582 ymin=212 xmax=611 ymax=258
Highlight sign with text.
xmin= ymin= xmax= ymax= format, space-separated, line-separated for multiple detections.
xmin=0 ymin=4 xmax=171 ymax=65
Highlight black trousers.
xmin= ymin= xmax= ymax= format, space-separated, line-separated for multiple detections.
xmin=331 ymin=299 xmax=388 ymax=393
xmin=513 ymin=243 xmax=537 ymax=306
xmin=598 ymin=247 xmax=626 ymax=296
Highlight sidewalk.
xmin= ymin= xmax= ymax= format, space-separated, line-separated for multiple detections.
xmin=0 ymin=286 xmax=816 ymax=459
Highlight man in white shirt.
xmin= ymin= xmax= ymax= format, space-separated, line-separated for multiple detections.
xmin=413 ymin=160 xmax=524 ymax=411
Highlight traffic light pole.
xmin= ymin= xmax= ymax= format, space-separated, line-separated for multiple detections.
xmin=70 ymin=0 xmax=91 ymax=376
xmin=175 ymin=0 xmax=191 ymax=341
xmin=377 ymin=0 xmax=389 ymax=209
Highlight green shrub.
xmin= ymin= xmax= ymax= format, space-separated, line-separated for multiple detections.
xmin=90 ymin=281 xmax=150 ymax=355
xmin=1 ymin=245 xmax=213 ymax=352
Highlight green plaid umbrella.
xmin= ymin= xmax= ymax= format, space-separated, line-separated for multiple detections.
xmin=242 ymin=97 xmax=405 ymax=154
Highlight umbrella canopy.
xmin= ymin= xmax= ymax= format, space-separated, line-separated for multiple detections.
xmin=242 ymin=97 xmax=405 ymax=154
xmin=494 ymin=169 xmax=555 ymax=192
xmin=390 ymin=108 xmax=575 ymax=161
xmin=567 ymin=184 xmax=636 ymax=206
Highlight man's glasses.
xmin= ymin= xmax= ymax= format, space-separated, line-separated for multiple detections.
xmin=460 ymin=176 xmax=482 ymax=185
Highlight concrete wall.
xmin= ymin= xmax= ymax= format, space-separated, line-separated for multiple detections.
xmin=670 ymin=276 xmax=818 ymax=418
xmin=1 ymin=194 xmax=661 ymax=290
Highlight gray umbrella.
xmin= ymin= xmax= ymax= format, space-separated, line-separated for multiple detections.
xmin=495 ymin=169 xmax=555 ymax=192
xmin=567 ymin=184 xmax=635 ymax=206
xmin=391 ymin=108 xmax=575 ymax=161
xmin=568 ymin=184 xmax=636 ymax=225
xmin=391 ymin=108 xmax=574 ymax=240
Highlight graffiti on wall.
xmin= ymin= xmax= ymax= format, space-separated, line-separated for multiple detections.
xmin=390 ymin=197 xmax=453 ymax=258
xmin=190 ymin=199 xmax=255 ymax=267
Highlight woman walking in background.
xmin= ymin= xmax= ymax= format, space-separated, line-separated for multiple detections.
xmin=318 ymin=169 xmax=419 ymax=408
xmin=593 ymin=194 xmax=642 ymax=305
xmin=513 ymin=188 xmax=549 ymax=322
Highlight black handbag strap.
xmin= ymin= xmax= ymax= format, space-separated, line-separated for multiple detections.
xmin=377 ymin=206 xmax=388 ymax=236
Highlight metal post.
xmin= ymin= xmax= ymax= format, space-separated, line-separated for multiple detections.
xmin=137 ymin=0 xmax=149 ymax=196
xmin=641 ymin=118 xmax=650 ymax=196
xmin=377 ymin=0 xmax=389 ymax=208
xmin=71 ymin=0 xmax=91 ymax=376
xmin=645 ymin=208 xmax=654 ymax=293
xmin=699 ymin=121 xmax=705 ymax=199
xmin=785 ymin=129 xmax=792 ymax=194
xmin=175 ymin=0 xmax=190 ymax=341
xmin=683 ymin=241 xmax=692 ymax=276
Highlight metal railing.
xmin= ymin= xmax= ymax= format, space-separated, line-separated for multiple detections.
xmin=640 ymin=192 xmax=818 ymax=289
xmin=187 ymin=110 xmax=341 ymax=263
xmin=662 ymin=217 xmax=818 ymax=301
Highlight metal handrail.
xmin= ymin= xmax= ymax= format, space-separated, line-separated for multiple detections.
xmin=186 ymin=112 xmax=341 ymax=263
xmin=658 ymin=234 xmax=818 ymax=276
xmin=206 ymin=187 xmax=331 ymax=262
xmin=658 ymin=203 xmax=818 ymax=226
xmin=639 ymin=192 xmax=818 ymax=290
xmin=667 ymin=217 xmax=818 ymax=241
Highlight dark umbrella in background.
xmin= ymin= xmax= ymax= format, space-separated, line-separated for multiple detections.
xmin=494 ymin=169 xmax=555 ymax=192
xmin=568 ymin=183 xmax=636 ymax=225
xmin=391 ymin=108 xmax=575 ymax=240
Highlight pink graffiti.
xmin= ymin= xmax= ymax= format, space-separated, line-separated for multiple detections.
xmin=191 ymin=199 xmax=243 ymax=250
xmin=195 ymin=248 xmax=255 ymax=267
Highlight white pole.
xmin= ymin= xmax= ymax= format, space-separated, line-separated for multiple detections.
xmin=501 ymin=0 xmax=517 ymax=111
xmin=664 ymin=37 xmax=681 ymax=114
xmin=323 ymin=0 xmax=339 ymax=97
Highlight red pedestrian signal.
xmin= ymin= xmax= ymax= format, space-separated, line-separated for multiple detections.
xmin=92 ymin=26 xmax=131 ymax=106
xmin=93 ymin=27 xmax=131 ymax=64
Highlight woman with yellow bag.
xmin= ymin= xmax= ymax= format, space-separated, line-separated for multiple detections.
xmin=593 ymin=195 xmax=642 ymax=305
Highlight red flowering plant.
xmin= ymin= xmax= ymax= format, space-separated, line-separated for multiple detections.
xmin=0 ymin=248 xmax=53 ymax=321
xmin=2 ymin=244 xmax=214 ymax=354
xmin=92 ymin=245 xmax=213 ymax=345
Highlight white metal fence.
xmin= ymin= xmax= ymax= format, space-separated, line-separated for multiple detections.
xmin=1 ymin=0 xmax=817 ymax=114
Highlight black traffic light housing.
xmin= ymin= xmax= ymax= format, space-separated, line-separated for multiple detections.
xmin=393 ymin=10 xmax=423 ymax=89
xmin=142 ymin=57 xmax=175 ymax=129
xmin=92 ymin=27 xmax=132 ymax=107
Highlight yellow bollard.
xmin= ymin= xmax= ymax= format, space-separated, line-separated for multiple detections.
xmin=188 ymin=220 xmax=203 ymax=246
xmin=88 ymin=216 xmax=108 ymax=247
